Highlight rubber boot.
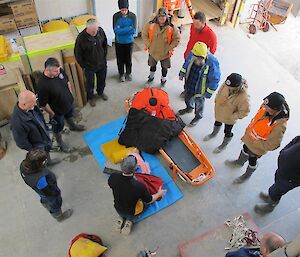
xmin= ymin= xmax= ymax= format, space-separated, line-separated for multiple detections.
xmin=54 ymin=132 xmax=72 ymax=153
xmin=51 ymin=208 xmax=73 ymax=222
xmin=259 ymin=191 xmax=274 ymax=203
xmin=225 ymin=149 xmax=248 ymax=168
xmin=66 ymin=117 xmax=85 ymax=131
xmin=233 ymin=164 xmax=257 ymax=184
xmin=254 ymin=200 xmax=279 ymax=214
xmin=188 ymin=115 xmax=201 ymax=127
xmin=203 ymin=125 xmax=222 ymax=141
xmin=177 ymin=107 xmax=193 ymax=115
xmin=213 ymin=136 xmax=233 ymax=153
xmin=46 ymin=152 xmax=61 ymax=166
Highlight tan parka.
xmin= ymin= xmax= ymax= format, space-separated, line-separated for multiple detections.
xmin=214 ymin=80 xmax=250 ymax=125
xmin=142 ymin=20 xmax=180 ymax=62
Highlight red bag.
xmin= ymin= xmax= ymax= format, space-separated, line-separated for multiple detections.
xmin=135 ymin=173 xmax=163 ymax=195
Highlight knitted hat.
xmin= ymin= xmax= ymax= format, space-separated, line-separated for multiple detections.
xmin=121 ymin=155 xmax=137 ymax=174
xmin=191 ymin=42 xmax=208 ymax=58
xmin=118 ymin=0 xmax=129 ymax=9
xmin=225 ymin=73 xmax=243 ymax=87
xmin=263 ymin=92 xmax=285 ymax=110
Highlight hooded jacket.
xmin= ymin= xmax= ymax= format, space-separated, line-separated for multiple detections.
xmin=142 ymin=16 xmax=180 ymax=61
xmin=113 ymin=11 xmax=136 ymax=44
xmin=214 ymin=80 xmax=250 ymax=125
xmin=179 ymin=51 xmax=221 ymax=98
xmin=241 ymin=102 xmax=289 ymax=156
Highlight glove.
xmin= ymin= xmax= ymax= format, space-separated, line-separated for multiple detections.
xmin=204 ymin=91 xmax=212 ymax=99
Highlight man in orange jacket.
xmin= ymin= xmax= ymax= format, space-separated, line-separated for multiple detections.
xmin=225 ymin=92 xmax=289 ymax=184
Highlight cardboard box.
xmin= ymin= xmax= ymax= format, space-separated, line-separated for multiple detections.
xmin=10 ymin=0 xmax=35 ymax=16
xmin=0 ymin=14 xmax=17 ymax=34
xmin=15 ymin=11 xmax=38 ymax=28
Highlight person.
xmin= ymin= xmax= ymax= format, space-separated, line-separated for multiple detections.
xmin=142 ymin=7 xmax=180 ymax=86
xmin=268 ymin=234 xmax=300 ymax=257
xmin=74 ymin=18 xmax=108 ymax=107
xmin=225 ymin=232 xmax=285 ymax=257
xmin=177 ymin=42 xmax=221 ymax=127
xmin=37 ymin=58 xmax=85 ymax=153
xmin=108 ymin=155 xmax=167 ymax=235
xmin=204 ymin=73 xmax=250 ymax=153
xmin=226 ymin=92 xmax=289 ymax=184
xmin=113 ymin=0 xmax=137 ymax=82
xmin=254 ymin=136 xmax=300 ymax=214
xmin=184 ymin=11 xmax=217 ymax=59
xmin=11 ymin=90 xmax=59 ymax=166
xmin=20 ymin=149 xmax=73 ymax=221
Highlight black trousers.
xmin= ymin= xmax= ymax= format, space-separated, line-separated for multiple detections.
xmin=115 ymin=42 xmax=133 ymax=76
xmin=243 ymin=144 xmax=261 ymax=166
xmin=214 ymin=121 xmax=234 ymax=138
xmin=84 ymin=67 xmax=107 ymax=100
xmin=269 ymin=172 xmax=300 ymax=201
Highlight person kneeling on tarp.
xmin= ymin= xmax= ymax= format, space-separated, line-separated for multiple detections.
xmin=108 ymin=155 xmax=167 ymax=235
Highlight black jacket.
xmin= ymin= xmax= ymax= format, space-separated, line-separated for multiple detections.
xmin=74 ymin=27 xmax=107 ymax=70
xmin=119 ymin=108 xmax=185 ymax=153
xmin=276 ymin=136 xmax=300 ymax=183
xmin=10 ymin=104 xmax=51 ymax=151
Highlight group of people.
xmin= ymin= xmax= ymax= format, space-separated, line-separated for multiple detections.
xmin=7 ymin=0 xmax=300 ymax=253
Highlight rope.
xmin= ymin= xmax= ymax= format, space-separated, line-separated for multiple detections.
xmin=225 ymin=215 xmax=260 ymax=250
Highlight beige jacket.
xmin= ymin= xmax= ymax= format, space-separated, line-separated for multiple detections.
xmin=214 ymin=80 xmax=250 ymax=125
xmin=142 ymin=21 xmax=180 ymax=61
xmin=241 ymin=111 xmax=288 ymax=156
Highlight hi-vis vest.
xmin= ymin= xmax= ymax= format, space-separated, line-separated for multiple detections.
xmin=246 ymin=106 xmax=278 ymax=141
xmin=145 ymin=23 xmax=174 ymax=56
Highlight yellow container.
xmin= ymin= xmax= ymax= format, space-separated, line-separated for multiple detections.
xmin=42 ymin=20 xmax=70 ymax=32
xmin=70 ymin=15 xmax=97 ymax=26
xmin=0 ymin=35 xmax=12 ymax=62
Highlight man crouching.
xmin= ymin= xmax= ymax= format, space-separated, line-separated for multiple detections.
xmin=108 ymin=155 xmax=166 ymax=235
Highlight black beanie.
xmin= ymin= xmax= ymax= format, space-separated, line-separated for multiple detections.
xmin=225 ymin=73 xmax=243 ymax=87
xmin=263 ymin=92 xmax=285 ymax=110
xmin=118 ymin=0 xmax=129 ymax=9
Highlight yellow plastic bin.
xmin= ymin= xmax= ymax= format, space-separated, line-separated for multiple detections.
xmin=42 ymin=20 xmax=70 ymax=32
xmin=0 ymin=35 xmax=12 ymax=62
xmin=70 ymin=15 xmax=97 ymax=26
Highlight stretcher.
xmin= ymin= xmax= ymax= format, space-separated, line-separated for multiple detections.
xmin=160 ymin=129 xmax=214 ymax=186
xmin=124 ymin=92 xmax=215 ymax=186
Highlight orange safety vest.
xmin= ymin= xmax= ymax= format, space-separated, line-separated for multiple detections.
xmin=246 ymin=106 xmax=278 ymax=141
xmin=145 ymin=23 xmax=174 ymax=56
xmin=131 ymin=88 xmax=176 ymax=120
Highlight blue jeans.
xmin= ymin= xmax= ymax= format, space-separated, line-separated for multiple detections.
xmin=50 ymin=106 xmax=74 ymax=133
xmin=40 ymin=193 xmax=62 ymax=214
xmin=84 ymin=66 xmax=107 ymax=100
xmin=185 ymin=93 xmax=205 ymax=118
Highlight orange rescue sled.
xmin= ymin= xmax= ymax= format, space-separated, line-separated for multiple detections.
xmin=125 ymin=92 xmax=215 ymax=186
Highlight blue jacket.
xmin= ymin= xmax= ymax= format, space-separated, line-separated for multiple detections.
xmin=11 ymin=104 xmax=51 ymax=151
xmin=179 ymin=51 xmax=221 ymax=98
xmin=225 ymin=247 xmax=260 ymax=257
xmin=113 ymin=11 xmax=136 ymax=44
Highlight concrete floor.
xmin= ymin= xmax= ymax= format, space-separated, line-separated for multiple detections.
xmin=1 ymin=18 xmax=300 ymax=257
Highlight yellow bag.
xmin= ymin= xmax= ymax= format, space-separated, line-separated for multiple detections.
xmin=101 ymin=138 xmax=135 ymax=164
xmin=70 ymin=237 xmax=107 ymax=257
xmin=134 ymin=199 xmax=144 ymax=215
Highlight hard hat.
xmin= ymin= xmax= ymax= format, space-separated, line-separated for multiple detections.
xmin=191 ymin=42 xmax=208 ymax=58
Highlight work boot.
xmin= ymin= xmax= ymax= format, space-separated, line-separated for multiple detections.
xmin=121 ymin=220 xmax=133 ymax=235
xmin=188 ymin=115 xmax=201 ymax=127
xmin=46 ymin=152 xmax=61 ymax=166
xmin=113 ymin=217 xmax=125 ymax=232
xmin=66 ymin=117 xmax=85 ymax=131
xmin=180 ymin=91 xmax=185 ymax=99
xmin=120 ymin=74 xmax=125 ymax=82
xmin=89 ymin=98 xmax=96 ymax=107
xmin=259 ymin=191 xmax=274 ymax=203
xmin=203 ymin=125 xmax=222 ymax=141
xmin=147 ymin=76 xmax=154 ymax=83
xmin=54 ymin=132 xmax=72 ymax=153
xmin=177 ymin=107 xmax=193 ymax=115
xmin=233 ymin=164 xmax=257 ymax=184
xmin=126 ymin=73 xmax=132 ymax=81
xmin=213 ymin=136 xmax=233 ymax=153
xmin=51 ymin=209 xmax=73 ymax=222
xmin=225 ymin=149 xmax=249 ymax=168
xmin=99 ymin=93 xmax=108 ymax=101
xmin=254 ymin=200 xmax=279 ymax=214
xmin=160 ymin=79 xmax=167 ymax=87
